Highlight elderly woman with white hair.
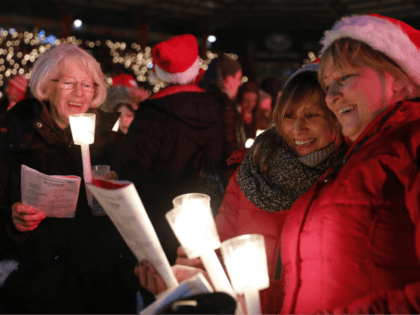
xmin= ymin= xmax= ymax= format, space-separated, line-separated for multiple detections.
xmin=0 ymin=43 xmax=154 ymax=313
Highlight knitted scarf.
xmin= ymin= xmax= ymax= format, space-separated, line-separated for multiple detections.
xmin=237 ymin=134 xmax=348 ymax=212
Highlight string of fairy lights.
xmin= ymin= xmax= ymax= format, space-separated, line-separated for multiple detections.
xmin=0 ymin=28 xmax=241 ymax=98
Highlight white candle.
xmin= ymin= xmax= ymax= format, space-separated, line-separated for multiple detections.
xmin=221 ymin=234 xmax=269 ymax=315
xmin=69 ymin=113 xmax=96 ymax=205
xmin=168 ymin=194 xmax=220 ymax=258
xmin=166 ymin=193 xmax=236 ymax=298
xmin=69 ymin=113 xmax=95 ymax=145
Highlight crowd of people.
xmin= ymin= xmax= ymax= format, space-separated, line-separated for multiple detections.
xmin=0 ymin=12 xmax=420 ymax=315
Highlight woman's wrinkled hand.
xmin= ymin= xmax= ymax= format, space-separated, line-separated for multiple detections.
xmin=175 ymin=246 xmax=205 ymax=270
xmin=11 ymin=202 xmax=46 ymax=232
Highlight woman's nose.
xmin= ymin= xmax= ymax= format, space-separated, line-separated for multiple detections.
xmin=73 ymin=83 xmax=84 ymax=96
xmin=294 ymin=117 xmax=307 ymax=131
xmin=325 ymin=83 xmax=340 ymax=107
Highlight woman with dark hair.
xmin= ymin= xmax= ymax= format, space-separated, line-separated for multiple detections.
xmin=135 ymin=61 xmax=348 ymax=314
xmin=236 ymin=81 xmax=260 ymax=139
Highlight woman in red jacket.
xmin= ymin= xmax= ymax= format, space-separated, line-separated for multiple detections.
xmin=281 ymin=14 xmax=420 ymax=314
xmin=136 ymin=62 xmax=348 ymax=314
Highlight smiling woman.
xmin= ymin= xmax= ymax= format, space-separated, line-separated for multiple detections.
xmin=0 ymin=43 xmax=156 ymax=313
xmin=280 ymin=14 xmax=420 ymax=314
xmin=135 ymin=61 xmax=349 ymax=315
xmin=29 ymin=43 xmax=107 ymax=129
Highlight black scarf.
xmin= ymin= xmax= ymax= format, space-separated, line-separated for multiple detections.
xmin=237 ymin=135 xmax=348 ymax=212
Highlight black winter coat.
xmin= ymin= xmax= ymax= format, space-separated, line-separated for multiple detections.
xmin=0 ymin=98 xmax=155 ymax=313
xmin=126 ymin=84 xmax=224 ymax=264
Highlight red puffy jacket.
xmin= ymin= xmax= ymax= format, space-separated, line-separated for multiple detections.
xmin=281 ymin=100 xmax=420 ymax=314
xmin=216 ymin=150 xmax=289 ymax=314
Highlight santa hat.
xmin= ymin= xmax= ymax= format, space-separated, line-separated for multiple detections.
xmin=8 ymin=75 xmax=28 ymax=93
xmin=152 ymin=34 xmax=199 ymax=85
xmin=112 ymin=73 xmax=138 ymax=88
xmin=320 ymin=14 xmax=420 ymax=85
xmin=284 ymin=58 xmax=320 ymax=88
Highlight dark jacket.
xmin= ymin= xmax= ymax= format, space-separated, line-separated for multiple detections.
xmin=0 ymin=98 xmax=155 ymax=313
xmin=206 ymin=84 xmax=246 ymax=185
xmin=126 ymin=84 xmax=224 ymax=264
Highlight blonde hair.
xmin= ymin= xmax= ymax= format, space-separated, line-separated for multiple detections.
xmin=30 ymin=43 xmax=107 ymax=107
xmin=319 ymin=38 xmax=420 ymax=99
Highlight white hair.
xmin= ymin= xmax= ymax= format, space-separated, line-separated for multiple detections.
xmin=30 ymin=43 xmax=107 ymax=107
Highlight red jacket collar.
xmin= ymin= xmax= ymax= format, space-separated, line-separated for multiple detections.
xmin=149 ymin=84 xmax=204 ymax=100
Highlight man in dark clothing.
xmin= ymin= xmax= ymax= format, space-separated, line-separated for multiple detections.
xmin=127 ymin=34 xmax=224 ymax=265
xmin=200 ymin=55 xmax=246 ymax=185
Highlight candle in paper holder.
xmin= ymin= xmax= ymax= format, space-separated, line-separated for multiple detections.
xmin=220 ymin=234 xmax=269 ymax=315
xmin=69 ymin=113 xmax=96 ymax=145
xmin=69 ymin=113 xmax=96 ymax=205
xmin=166 ymin=193 xmax=235 ymax=298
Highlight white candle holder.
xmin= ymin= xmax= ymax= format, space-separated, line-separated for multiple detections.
xmin=166 ymin=193 xmax=235 ymax=298
xmin=69 ymin=113 xmax=96 ymax=206
xmin=220 ymin=234 xmax=269 ymax=315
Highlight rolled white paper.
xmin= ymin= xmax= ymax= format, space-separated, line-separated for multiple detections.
xmin=87 ymin=180 xmax=179 ymax=289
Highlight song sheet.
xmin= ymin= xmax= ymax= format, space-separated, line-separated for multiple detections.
xmin=21 ymin=165 xmax=81 ymax=218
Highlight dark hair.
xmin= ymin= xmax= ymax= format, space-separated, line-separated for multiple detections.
xmin=236 ymin=82 xmax=260 ymax=105
xmin=114 ymin=102 xmax=137 ymax=113
xmin=253 ymin=71 xmax=340 ymax=175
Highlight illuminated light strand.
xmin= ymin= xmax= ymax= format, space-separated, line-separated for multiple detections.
xmin=0 ymin=29 xmax=234 ymax=93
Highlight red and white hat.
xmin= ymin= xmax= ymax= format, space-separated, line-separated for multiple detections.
xmin=151 ymin=34 xmax=199 ymax=85
xmin=112 ymin=73 xmax=138 ymax=88
xmin=320 ymin=14 xmax=420 ymax=85
xmin=8 ymin=75 xmax=29 ymax=93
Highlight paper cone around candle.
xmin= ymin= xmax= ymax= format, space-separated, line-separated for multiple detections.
xmin=221 ymin=234 xmax=269 ymax=315
xmin=167 ymin=193 xmax=220 ymax=259
xmin=69 ymin=113 xmax=96 ymax=145
xmin=220 ymin=234 xmax=269 ymax=294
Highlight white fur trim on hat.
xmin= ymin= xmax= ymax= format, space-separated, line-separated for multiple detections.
xmin=320 ymin=15 xmax=420 ymax=85
xmin=154 ymin=57 xmax=200 ymax=85
xmin=284 ymin=62 xmax=319 ymax=87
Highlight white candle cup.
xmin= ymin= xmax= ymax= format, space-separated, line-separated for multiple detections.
xmin=69 ymin=113 xmax=96 ymax=145
xmin=166 ymin=193 xmax=236 ymax=297
xmin=169 ymin=193 xmax=220 ymax=259
xmin=69 ymin=113 xmax=96 ymax=206
xmin=220 ymin=234 xmax=270 ymax=315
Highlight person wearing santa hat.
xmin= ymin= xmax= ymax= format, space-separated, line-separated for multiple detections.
xmin=280 ymin=14 xmax=420 ymax=314
xmin=0 ymin=75 xmax=29 ymax=115
xmin=112 ymin=72 xmax=152 ymax=105
xmin=126 ymin=34 xmax=224 ymax=265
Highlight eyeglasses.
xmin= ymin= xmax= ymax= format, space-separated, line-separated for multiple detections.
xmin=51 ymin=78 xmax=96 ymax=92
